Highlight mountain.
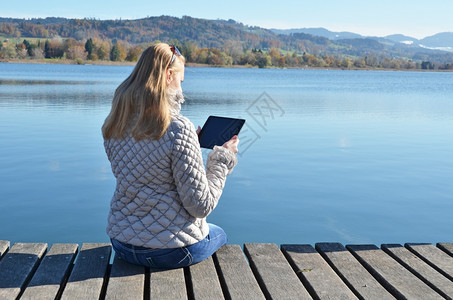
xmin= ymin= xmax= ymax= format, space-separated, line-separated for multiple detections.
xmin=271 ymin=27 xmax=363 ymax=40
xmin=0 ymin=17 xmax=68 ymax=25
xmin=384 ymin=34 xmax=418 ymax=45
xmin=419 ymin=32 xmax=453 ymax=51
xmin=272 ymin=27 xmax=453 ymax=53
xmin=1 ymin=16 xmax=453 ymax=62
xmin=383 ymin=33 xmax=453 ymax=52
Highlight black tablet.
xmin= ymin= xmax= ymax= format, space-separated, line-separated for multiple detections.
xmin=198 ymin=116 xmax=246 ymax=149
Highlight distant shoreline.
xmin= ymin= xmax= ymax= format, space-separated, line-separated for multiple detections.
xmin=1 ymin=58 xmax=452 ymax=72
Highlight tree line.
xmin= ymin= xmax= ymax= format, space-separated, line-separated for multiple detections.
xmin=1 ymin=37 xmax=452 ymax=70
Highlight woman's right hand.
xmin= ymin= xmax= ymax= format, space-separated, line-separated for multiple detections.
xmin=222 ymin=135 xmax=239 ymax=154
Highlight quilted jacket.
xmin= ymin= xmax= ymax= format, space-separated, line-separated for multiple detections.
xmin=104 ymin=92 xmax=237 ymax=248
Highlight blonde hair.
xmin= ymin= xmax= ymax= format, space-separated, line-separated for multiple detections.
xmin=102 ymin=43 xmax=185 ymax=140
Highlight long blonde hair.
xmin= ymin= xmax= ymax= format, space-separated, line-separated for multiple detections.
xmin=102 ymin=43 xmax=185 ymax=140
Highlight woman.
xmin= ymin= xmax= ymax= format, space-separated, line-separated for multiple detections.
xmin=102 ymin=43 xmax=239 ymax=270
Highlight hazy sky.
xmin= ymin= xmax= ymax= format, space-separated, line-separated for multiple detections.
xmin=2 ymin=0 xmax=452 ymax=39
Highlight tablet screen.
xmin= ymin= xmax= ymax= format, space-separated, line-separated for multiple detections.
xmin=198 ymin=116 xmax=245 ymax=149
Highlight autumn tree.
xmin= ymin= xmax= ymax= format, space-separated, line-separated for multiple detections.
xmin=222 ymin=40 xmax=244 ymax=65
xmin=96 ymin=40 xmax=110 ymax=60
xmin=268 ymin=48 xmax=281 ymax=66
xmin=0 ymin=42 xmax=16 ymax=59
xmin=255 ymin=53 xmax=271 ymax=68
xmin=240 ymin=51 xmax=257 ymax=66
xmin=44 ymin=39 xmax=64 ymax=58
xmin=16 ymin=43 xmax=28 ymax=59
xmin=126 ymin=45 xmax=144 ymax=62
xmin=66 ymin=45 xmax=87 ymax=60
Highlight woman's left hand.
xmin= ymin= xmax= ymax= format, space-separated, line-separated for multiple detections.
xmin=222 ymin=135 xmax=239 ymax=154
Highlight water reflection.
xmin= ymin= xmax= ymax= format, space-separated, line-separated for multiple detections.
xmin=0 ymin=79 xmax=111 ymax=85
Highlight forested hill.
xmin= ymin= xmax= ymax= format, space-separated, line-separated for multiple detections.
xmin=1 ymin=15 xmax=453 ymax=69
xmin=0 ymin=16 xmax=279 ymax=48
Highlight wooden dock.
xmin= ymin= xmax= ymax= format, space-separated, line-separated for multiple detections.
xmin=0 ymin=240 xmax=452 ymax=299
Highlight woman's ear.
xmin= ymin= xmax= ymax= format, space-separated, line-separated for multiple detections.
xmin=166 ymin=69 xmax=173 ymax=86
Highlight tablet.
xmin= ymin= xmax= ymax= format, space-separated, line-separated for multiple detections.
xmin=198 ymin=116 xmax=245 ymax=149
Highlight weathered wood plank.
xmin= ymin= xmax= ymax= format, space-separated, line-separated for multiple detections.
xmin=214 ymin=244 xmax=265 ymax=300
xmin=244 ymin=243 xmax=311 ymax=299
xmin=0 ymin=243 xmax=47 ymax=299
xmin=60 ymin=243 xmax=111 ymax=300
xmin=150 ymin=268 xmax=187 ymax=300
xmin=438 ymin=243 xmax=453 ymax=257
xmin=0 ymin=241 xmax=9 ymax=259
xmin=382 ymin=244 xmax=453 ymax=299
xmin=21 ymin=243 xmax=78 ymax=300
xmin=188 ymin=256 xmax=224 ymax=299
xmin=282 ymin=244 xmax=358 ymax=299
xmin=316 ymin=242 xmax=394 ymax=300
xmin=104 ymin=254 xmax=145 ymax=300
xmin=406 ymin=243 xmax=453 ymax=281
xmin=347 ymin=244 xmax=442 ymax=299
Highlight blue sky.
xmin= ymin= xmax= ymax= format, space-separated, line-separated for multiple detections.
xmin=2 ymin=0 xmax=452 ymax=39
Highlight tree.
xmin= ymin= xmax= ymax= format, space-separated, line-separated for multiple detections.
xmin=268 ymin=48 xmax=281 ymax=66
xmin=181 ymin=41 xmax=198 ymax=63
xmin=44 ymin=40 xmax=51 ymax=58
xmin=85 ymin=38 xmax=93 ymax=58
xmin=353 ymin=57 xmax=366 ymax=68
xmin=16 ymin=43 xmax=28 ymax=59
xmin=240 ymin=51 xmax=256 ymax=66
xmin=110 ymin=44 xmax=121 ymax=61
xmin=256 ymin=53 xmax=271 ymax=68
xmin=126 ymin=45 xmax=143 ymax=62
xmin=0 ymin=42 xmax=16 ymax=59
xmin=30 ymin=47 xmax=44 ymax=59
xmin=341 ymin=57 xmax=352 ymax=69
xmin=421 ymin=61 xmax=435 ymax=70
xmin=66 ymin=45 xmax=87 ymax=60
xmin=96 ymin=41 xmax=110 ymax=60
xmin=116 ymin=42 xmax=128 ymax=61
xmin=44 ymin=39 xmax=63 ymax=58
xmin=222 ymin=40 xmax=243 ymax=65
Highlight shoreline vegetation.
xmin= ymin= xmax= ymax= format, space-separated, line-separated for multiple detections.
xmin=2 ymin=57 xmax=452 ymax=72
xmin=1 ymin=37 xmax=452 ymax=71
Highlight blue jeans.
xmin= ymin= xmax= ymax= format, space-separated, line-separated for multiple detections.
xmin=111 ymin=223 xmax=227 ymax=270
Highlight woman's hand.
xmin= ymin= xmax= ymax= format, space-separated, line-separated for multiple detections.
xmin=222 ymin=135 xmax=239 ymax=154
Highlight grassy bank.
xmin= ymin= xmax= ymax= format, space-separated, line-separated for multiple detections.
xmin=1 ymin=58 xmax=452 ymax=72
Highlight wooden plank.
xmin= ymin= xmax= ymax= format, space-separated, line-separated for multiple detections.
xmin=60 ymin=243 xmax=111 ymax=300
xmin=316 ymin=242 xmax=394 ymax=300
xmin=282 ymin=244 xmax=358 ymax=299
xmin=382 ymin=244 xmax=453 ymax=299
xmin=188 ymin=256 xmax=224 ymax=299
xmin=438 ymin=243 xmax=453 ymax=257
xmin=21 ymin=243 xmax=78 ymax=300
xmin=214 ymin=244 xmax=265 ymax=299
xmin=406 ymin=243 xmax=453 ymax=281
xmin=150 ymin=268 xmax=187 ymax=300
xmin=0 ymin=241 xmax=9 ymax=259
xmin=0 ymin=243 xmax=47 ymax=299
xmin=104 ymin=254 xmax=145 ymax=300
xmin=244 ymin=243 xmax=311 ymax=299
xmin=347 ymin=244 xmax=442 ymax=299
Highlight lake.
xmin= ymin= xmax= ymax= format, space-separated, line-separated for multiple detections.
xmin=0 ymin=63 xmax=452 ymax=247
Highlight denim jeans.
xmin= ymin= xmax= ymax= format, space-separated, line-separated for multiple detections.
xmin=111 ymin=223 xmax=227 ymax=270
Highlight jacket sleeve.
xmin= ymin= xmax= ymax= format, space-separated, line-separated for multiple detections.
xmin=170 ymin=122 xmax=237 ymax=218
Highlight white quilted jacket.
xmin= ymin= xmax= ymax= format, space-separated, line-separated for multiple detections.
xmin=104 ymin=94 xmax=237 ymax=249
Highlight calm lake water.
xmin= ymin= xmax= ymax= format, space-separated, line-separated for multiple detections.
xmin=1 ymin=63 xmax=452 ymax=247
